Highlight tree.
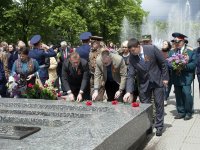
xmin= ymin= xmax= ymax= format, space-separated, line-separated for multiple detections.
xmin=0 ymin=0 xmax=146 ymax=45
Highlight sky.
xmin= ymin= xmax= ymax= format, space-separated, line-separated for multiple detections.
xmin=141 ymin=0 xmax=200 ymax=20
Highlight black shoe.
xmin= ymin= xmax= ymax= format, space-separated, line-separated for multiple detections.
xmin=174 ymin=114 xmax=185 ymax=119
xmin=184 ymin=115 xmax=192 ymax=120
xmin=156 ymin=129 xmax=162 ymax=136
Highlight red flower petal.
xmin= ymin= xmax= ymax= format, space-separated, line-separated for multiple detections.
xmin=111 ymin=100 xmax=118 ymax=105
xmin=28 ymin=83 xmax=33 ymax=88
xmin=69 ymin=49 xmax=74 ymax=53
xmin=131 ymin=102 xmax=140 ymax=107
xmin=86 ymin=101 xmax=92 ymax=106
xmin=57 ymin=93 xmax=61 ymax=97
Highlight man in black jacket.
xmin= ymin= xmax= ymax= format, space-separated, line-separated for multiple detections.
xmin=123 ymin=38 xmax=169 ymax=136
xmin=61 ymin=52 xmax=90 ymax=102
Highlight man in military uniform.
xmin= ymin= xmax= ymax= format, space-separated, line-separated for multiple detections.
xmin=89 ymin=40 xmax=103 ymax=100
xmin=141 ymin=34 xmax=152 ymax=45
xmin=28 ymin=35 xmax=56 ymax=85
xmin=61 ymin=52 xmax=90 ymax=101
xmin=76 ymin=32 xmax=92 ymax=61
xmin=168 ymin=33 xmax=196 ymax=120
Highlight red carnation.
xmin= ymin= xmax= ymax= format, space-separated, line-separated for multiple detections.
xmin=44 ymin=84 xmax=48 ymax=88
xmin=28 ymin=83 xmax=34 ymax=88
xmin=86 ymin=101 xmax=92 ymax=106
xmin=131 ymin=102 xmax=140 ymax=107
xmin=111 ymin=100 xmax=118 ymax=105
xmin=57 ymin=92 xmax=61 ymax=97
xmin=51 ymin=81 xmax=55 ymax=84
xmin=69 ymin=49 xmax=74 ymax=53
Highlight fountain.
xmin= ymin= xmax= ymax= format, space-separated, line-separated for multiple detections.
xmin=142 ymin=0 xmax=200 ymax=48
xmin=120 ymin=16 xmax=133 ymax=43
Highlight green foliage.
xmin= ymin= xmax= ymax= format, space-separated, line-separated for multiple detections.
xmin=0 ymin=0 xmax=146 ymax=44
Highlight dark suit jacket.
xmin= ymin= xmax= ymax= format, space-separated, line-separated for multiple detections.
xmin=126 ymin=45 xmax=169 ymax=93
xmin=62 ymin=58 xmax=90 ymax=95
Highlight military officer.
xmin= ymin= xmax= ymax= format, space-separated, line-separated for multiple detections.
xmin=141 ymin=35 xmax=152 ymax=45
xmin=76 ymin=32 xmax=92 ymax=61
xmin=168 ymin=33 xmax=196 ymax=120
xmin=28 ymin=35 xmax=56 ymax=85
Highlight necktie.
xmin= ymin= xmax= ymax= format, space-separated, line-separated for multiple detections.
xmin=138 ymin=53 xmax=146 ymax=69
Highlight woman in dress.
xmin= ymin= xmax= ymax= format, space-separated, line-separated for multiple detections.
xmin=10 ymin=48 xmax=39 ymax=97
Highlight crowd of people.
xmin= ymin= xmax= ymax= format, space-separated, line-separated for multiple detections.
xmin=0 ymin=31 xmax=200 ymax=136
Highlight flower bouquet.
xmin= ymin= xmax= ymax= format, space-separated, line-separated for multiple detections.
xmin=23 ymin=79 xmax=58 ymax=100
xmin=167 ymin=53 xmax=189 ymax=75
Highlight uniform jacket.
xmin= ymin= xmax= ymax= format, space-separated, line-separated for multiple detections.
xmin=126 ymin=45 xmax=169 ymax=93
xmin=89 ymin=48 xmax=101 ymax=74
xmin=94 ymin=53 xmax=127 ymax=91
xmin=62 ymin=58 xmax=90 ymax=94
xmin=29 ymin=48 xmax=56 ymax=78
xmin=168 ymin=48 xmax=196 ymax=86
xmin=76 ymin=44 xmax=91 ymax=61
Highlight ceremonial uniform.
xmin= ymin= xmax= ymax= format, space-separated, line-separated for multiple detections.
xmin=28 ymin=35 xmax=56 ymax=84
xmin=76 ymin=32 xmax=92 ymax=61
xmin=168 ymin=33 xmax=196 ymax=120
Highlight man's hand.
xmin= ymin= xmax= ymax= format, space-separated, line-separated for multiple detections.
xmin=41 ymin=43 xmax=49 ymax=51
xmin=123 ymin=92 xmax=133 ymax=103
xmin=114 ymin=90 xmax=122 ymax=99
xmin=92 ymin=91 xmax=98 ymax=101
xmin=68 ymin=93 xmax=75 ymax=101
xmin=76 ymin=93 xmax=83 ymax=102
xmin=163 ymin=80 xmax=168 ymax=87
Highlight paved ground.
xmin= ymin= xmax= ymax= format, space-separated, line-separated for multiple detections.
xmin=144 ymin=78 xmax=200 ymax=150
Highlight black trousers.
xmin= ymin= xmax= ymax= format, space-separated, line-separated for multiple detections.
xmin=139 ymin=84 xmax=164 ymax=130
xmin=105 ymin=80 xmax=121 ymax=102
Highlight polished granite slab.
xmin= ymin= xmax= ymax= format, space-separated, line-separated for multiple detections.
xmin=0 ymin=98 xmax=152 ymax=150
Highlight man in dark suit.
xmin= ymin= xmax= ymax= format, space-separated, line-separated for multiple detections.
xmin=169 ymin=33 xmax=196 ymax=121
xmin=61 ymin=52 xmax=90 ymax=102
xmin=123 ymin=38 xmax=169 ymax=136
